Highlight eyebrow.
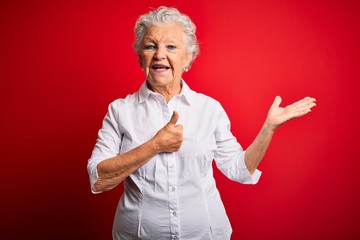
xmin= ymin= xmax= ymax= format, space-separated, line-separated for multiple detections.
xmin=143 ymin=36 xmax=180 ymax=44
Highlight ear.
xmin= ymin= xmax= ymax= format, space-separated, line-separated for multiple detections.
xmin=185 ymin=52 xmax=193 ymax=68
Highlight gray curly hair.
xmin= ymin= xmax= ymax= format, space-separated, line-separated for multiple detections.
xmin=133 ymin=6 xmax=200 ymax=66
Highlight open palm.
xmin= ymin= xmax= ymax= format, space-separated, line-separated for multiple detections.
xmin=266 ymin=96 xmax=316 ymax=130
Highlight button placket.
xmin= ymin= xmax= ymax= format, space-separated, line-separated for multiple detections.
xmin=167 ymin=97 xmax=180 ymax=238
xmin=168 ymin=152 xmax=179 ymax=238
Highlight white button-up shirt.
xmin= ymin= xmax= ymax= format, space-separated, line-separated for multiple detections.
xmin=87 ymin=80 xmax=261 ymax=240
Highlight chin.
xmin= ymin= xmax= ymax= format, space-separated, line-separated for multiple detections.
xmin=149 ymin=77 xmax=178 ymax=86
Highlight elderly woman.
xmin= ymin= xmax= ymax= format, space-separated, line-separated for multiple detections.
xmin=87 ymin=6 xmax=316 ymax=240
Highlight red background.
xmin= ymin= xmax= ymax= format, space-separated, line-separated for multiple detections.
xmin=1 ymin=0 xmax=359 ymax=239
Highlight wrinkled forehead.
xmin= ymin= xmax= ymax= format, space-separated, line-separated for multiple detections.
xmin=142 ymin=23 xmax=186 ymax=44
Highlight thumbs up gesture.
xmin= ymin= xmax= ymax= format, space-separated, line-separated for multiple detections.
xmin=152 ymin=111 xmax=183 ymax=153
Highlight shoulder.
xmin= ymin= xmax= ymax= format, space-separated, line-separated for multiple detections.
xmin=186 ymin=89 xmax=228 ymax=122
xmin=189 ymin=88 xmax=223 ymax=110
xmin=107 ymin=91 xmax=140 ymax=113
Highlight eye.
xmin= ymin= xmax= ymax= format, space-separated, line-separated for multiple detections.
xmin=144 ymin=45 xmax=155 ymax=50
xmin=167 ymin=45 xmax=177 ymax=50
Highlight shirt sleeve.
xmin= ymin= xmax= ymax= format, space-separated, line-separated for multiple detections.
xmin=87 ymin=101 xmax=123 ymax=193
xmin=213 ymin=102 xmax=261 ymax=184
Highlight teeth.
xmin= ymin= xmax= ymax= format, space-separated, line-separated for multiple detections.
xmin=152 ymin=65 xmax=169 ymax=69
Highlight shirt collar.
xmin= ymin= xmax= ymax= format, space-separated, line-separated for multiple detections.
xmin=138 ymin=79 xmax=192 ymax=105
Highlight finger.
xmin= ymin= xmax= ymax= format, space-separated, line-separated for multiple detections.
xmin=272 ymin=96 xmax=282 ymax=107
xmin=176 ymin=123 xmax=183 ymax=132
xmin=168 ymin=111 xmax=179 ymax=125
xmin=291 ymin=97 xmax=316 ymax=109
xmin=296 ymin=96 xmax=316 ymax=105
xmin=292 ymin=99 xmax=316 ymax=116
xmin=292 ymin=108 xmax=312 ymax=118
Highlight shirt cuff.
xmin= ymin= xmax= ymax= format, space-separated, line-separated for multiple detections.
xmin=87 ymin=160 xmax=103 ymax=194
xmin=238 ymin=154 xmax=262 ymax=184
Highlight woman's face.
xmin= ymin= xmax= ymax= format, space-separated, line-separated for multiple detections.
xmin=138 ymin=23 xmax=192 ymax=91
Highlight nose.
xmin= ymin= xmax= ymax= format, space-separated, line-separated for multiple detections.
xmin=154 ymin=46 xmax=166 ymax=60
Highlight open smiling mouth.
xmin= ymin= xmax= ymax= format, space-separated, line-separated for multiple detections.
xmin=151 ymin=64 xmax=170 ymax=70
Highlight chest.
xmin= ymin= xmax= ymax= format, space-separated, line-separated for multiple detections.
xmin=118 ymin=100 xmax=219 ymax=156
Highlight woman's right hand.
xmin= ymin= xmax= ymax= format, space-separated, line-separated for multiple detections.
xmin=93 ymin=111 xmax=183 ymax=192
xmin=152 ymin=111 xmax=183 ymax=153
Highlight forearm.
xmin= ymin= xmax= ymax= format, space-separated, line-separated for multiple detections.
xmin=93 ymin=139 xmax=158 ymax=192
xmin=245 ymin=120 xmax=275 ymax=175
xmin=92 ymin=111 xmax=183 ymax=193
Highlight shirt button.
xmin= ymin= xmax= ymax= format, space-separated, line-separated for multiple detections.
xmin=170 ymin=186 xmax=176 ymax=192
xmin=172 ymin=232 xmax=179 ymax=240
xmin=169 ymin=164 xmax=175 ymax=168
xmin=172 ymin=211 xmax=177 ymax=216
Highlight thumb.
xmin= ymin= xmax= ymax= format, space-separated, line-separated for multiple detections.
xmin=272 ymin=96 xmax=282 ymax=107
xmin=168 ymin=111 xmax=179 ymax=125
